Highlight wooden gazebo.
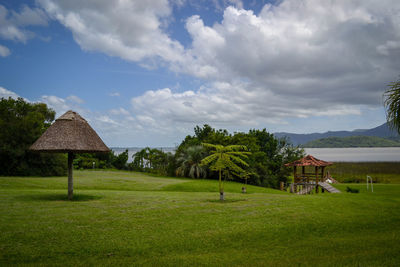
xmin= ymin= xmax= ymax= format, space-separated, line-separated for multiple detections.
xmin=285 ymin=155 xmax=333 ymax=194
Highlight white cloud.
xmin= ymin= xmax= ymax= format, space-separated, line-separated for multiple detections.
xmin=0 ymin=44 xmax=10 ymax=57
xmin=109 ymin=107 xmax=130 ymax=116
xmin=66 ymin=95 xmax=84 ymax=104
xmin=131 ymin=82 xmax=363 ymax=133
xmin=140 ymin=0 xmax=398 ymax=131
xmin=40 ymin=95 xmax=70 ymax=114
xmin=21 ymin=0 xmax=399 ymax=143
xmin=0 ymin=86 xmax=20 ymax=99
xmin=0 ymin=4 xmax=48 ymax=43
xmin=38 ymin=0 xmax=186 ymax=65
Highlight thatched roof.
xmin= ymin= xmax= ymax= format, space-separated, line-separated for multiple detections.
xmin=285 ymin=155 xmax=333 ymax=167
xmin=30 ymin=110 xmax=110 ymax=153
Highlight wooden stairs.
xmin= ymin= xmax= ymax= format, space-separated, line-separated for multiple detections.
xmin=296 ymin=182 xmax=341 ymax=194
xmin=318 ymin=182 xmax=341 ymax=193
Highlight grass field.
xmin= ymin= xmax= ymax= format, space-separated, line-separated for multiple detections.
xmin=1 ymin=170 xmax=399 ymax=266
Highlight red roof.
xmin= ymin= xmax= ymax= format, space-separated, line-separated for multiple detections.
xmin=284 ymin=155 xmax=333 ymax=167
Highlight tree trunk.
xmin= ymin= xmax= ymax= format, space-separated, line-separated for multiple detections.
xmin=68 ymin=152 xmax=73 ymax=200
xmin=219 ymin=169 xmax=224 ymax=200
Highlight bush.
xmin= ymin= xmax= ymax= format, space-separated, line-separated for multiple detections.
xmin=346 ymin=186 xmax=360 ymax=193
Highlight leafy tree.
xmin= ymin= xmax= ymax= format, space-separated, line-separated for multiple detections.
xmin=176 ymin=125 xmax=304 ymax=189
xmin=384 ymin=76 xmax=400 ymax=133
xmin=130 ymin=147 xmax=173 ymax=175
xmin=201 ymin=143 xmax=250 ymax=200
xmin=176 ymin=145 xmax=207 ymax=178
xmin=130 ymin=148 xmax=148 ymax=171
xmin=0 ymin=97 xmax=67 ymax=176
xmin=112 ymin=149 xmax=129 ymax=169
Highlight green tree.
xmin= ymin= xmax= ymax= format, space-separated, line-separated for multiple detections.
xmin=201 ymin=143 xmax=250 ymax=200
xmin=0 ymin=97 xmax=67 ymax=176
xmin=176 ymin=145 xmax=207 ymax=178
xmin=384 ymin=76 xmax=400 ymax=133
xmin=112 ymin=149 xmax=129 ymax=169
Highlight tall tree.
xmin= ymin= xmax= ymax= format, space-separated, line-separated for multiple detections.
xmin=0 ymin=97 xmax=66 ymax=176
xmin=384 ymin=76 xmax=400 ymax=133
xmin=201 ymin=143 xmax=250 ymax=200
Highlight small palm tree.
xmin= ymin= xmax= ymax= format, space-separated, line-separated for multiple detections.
xmin=384 ymin=76 xmax=400 ymax=133
xmin=176 ymin=145 xmax=207 ymax=179
xmin=201 ymin=143 xmax=250 ymax=200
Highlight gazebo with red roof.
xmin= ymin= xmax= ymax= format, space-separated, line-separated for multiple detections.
xmin=285 ymin=155 xmax=333 ymax=193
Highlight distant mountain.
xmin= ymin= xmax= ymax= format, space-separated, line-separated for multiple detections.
xmin=303 ymin=136 xmax=400 ymax=148
xmin=274 ymin=122 xmax=399 ymax=146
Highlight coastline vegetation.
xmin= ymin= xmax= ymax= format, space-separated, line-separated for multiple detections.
xmin=327 ymin=162 xmax=400 ymax=183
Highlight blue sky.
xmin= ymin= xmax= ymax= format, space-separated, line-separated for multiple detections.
xmin=0 ymin=0 xmax=399 ymax=147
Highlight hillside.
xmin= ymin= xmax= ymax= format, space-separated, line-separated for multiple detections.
xmin=303 ymin=135 xmax=400 ymax=148
xmin=275 ymin=122 xmax=400 ymax=146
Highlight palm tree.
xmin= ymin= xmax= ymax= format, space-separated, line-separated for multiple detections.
xmin=384 ymin=77 xmax=400 ymax=133
xmin=201 ymin=143 xmax=250 ymax=200
xmin=176 ymin=145 xmax=207 ymax=179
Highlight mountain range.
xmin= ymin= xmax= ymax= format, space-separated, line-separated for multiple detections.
xmin=274 ymin=122 xmax=400 ymax=146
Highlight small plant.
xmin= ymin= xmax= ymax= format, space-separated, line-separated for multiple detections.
xmin=346 ymin=186 xmax=360 ymax=193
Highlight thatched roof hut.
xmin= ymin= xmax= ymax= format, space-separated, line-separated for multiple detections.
xmin=30 ymin=110 xmax=110 ymax=200
xmin=30 ymin=110 xmax=110 ymax=153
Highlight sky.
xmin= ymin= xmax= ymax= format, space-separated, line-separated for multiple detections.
xmin=0 ymin=0 xmax=399 ymax=147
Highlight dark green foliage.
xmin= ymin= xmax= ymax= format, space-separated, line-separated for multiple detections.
xmin=0 ymin=97 xmax=67 ymax=176
xmin=73 ymin=152 xmax=115 ymax=169
xmin=112 ymin=149 xmax=129 ymax=170
xmin=176 ymin=125 xmax=305 ymax=189
xmin=346 ymin=186 xmax=360 ymax=193
xmin=176 ymin=145 xmax=208 ymax=178
xmin=129 ymin=147 xmax=174 ymax=175
xmin=384 ymin=76 xmax=400 ymax=134
xmin=304 ymin=135 xmax=400 ymax=147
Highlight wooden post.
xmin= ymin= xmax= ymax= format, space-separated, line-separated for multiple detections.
xmin=68 ymin=152 xmax=74 ymax=200
xmin=302 ymin=166 xmax=305 ymax=182
xmin=293 ymin=166 xmax=297 ymax=193
xmin=280 ymin=181 xmax=284 ymax=191
xmin=315 ymin=166 xmax=319 ymax=194
xmin=321 ymin=166 xmax=326 ymax=193
xmin=293 ymin=166 xmax=297 ymax=183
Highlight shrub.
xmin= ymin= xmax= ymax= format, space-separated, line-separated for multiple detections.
xmin=346 ymin=186 xmax=360 ymax=193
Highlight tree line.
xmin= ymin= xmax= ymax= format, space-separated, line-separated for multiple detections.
xmin=0 ymin=97 xmax=305 ymax=188
xmin=92 ymin=124 xmax=305 ymax=189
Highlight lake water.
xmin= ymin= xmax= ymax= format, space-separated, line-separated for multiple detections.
xmin=112 ymin=147 xmax=400 ymax=162
xmin=304 ymin=147 xmax=400 ymax=162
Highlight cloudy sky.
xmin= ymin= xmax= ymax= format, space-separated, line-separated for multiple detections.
xmin=1 ymin=0 xmax=399 ymax=147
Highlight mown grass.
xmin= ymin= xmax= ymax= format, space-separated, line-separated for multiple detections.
xmin=1 ymin=170 xmax=399 ymax=266
xmin=327 ymin=162 xmax=400 ymax=183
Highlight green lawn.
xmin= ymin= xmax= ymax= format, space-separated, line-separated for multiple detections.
xmin=1 ymin=170 xmax=399 ymax=266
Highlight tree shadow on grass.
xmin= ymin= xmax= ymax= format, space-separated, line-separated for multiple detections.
xmin=17 ymin=193 xmax=103 ymax=202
